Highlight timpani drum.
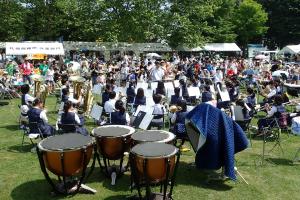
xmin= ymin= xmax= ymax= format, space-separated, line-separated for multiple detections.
xmin=129 ymin=143 xmax=180 ymax=200
xmin=92 ymin=125 xmax=135 ymax=180
xmin=131 ymin=130 xmax=175 ymax=146
xmin=92 ymin=125 xmax=135 ymax=160
xmin=37 ymin=134 xmax=94 ymax=194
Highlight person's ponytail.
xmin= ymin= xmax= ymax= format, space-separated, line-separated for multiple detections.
xmin=63 ymin=101 xmax=72 ymax=113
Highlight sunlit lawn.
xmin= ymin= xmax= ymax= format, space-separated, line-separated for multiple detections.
xmin=0 ymin=96 xmax=300 ymax=200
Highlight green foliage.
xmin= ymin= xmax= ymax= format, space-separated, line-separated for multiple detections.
xmin=259 ymin=0 xmax=300 ymax=48
xmin=0 ymin=0 xmax=270 ymax=50
xmin=0 ymin=1 xmax=26 ymax=41
xmin=233 ymin=0 xmax=268 ymax=49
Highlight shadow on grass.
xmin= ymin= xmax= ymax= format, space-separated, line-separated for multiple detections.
xmin=0 ymin=124 xmax=20 ymax=131
xmin=11 ymin=180 xmax=60 ymax=200
xmin=101 ymin=173 xmax=131 ymax=192
xmin=104 ymin=195 xmax=131 ymax=200
xmin=175 ymin=162 xmax=233 ymax=191
xmin=265 ymin=158 xmax=294 ymax=166
xmin=7 ymin=143 xmax=34 ymax=153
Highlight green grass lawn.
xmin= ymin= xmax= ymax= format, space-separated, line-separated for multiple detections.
xmin=0 ymin=96 xmax=300 ymax=200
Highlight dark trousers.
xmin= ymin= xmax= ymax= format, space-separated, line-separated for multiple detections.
xmin=23 ymin=75 xmax=32 ymax=85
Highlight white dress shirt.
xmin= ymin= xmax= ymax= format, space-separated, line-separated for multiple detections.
xmin=151 ymin=67 xmax=164 ymax=81
xmin=104 ymin=99 xmax=116 ymax=113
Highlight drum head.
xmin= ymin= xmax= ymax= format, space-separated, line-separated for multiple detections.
xmin=132 ymin=130 xmax=173 ymax=143
xmin=131 ymin=143 xmax=178 ymax=158
xmin=39 ymin=133 xmax=93 ymax=151
xmin=93 ymin=125 xmax=134 ymax=137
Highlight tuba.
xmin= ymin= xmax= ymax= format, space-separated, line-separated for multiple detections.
xmin=40 ymin=84 xmax=48 ymax=106
xmin=82 ymin=80 xmax=94 ymax=114
xmin=69 ymin=76 xmax=85 ymax=99
xmin=32 ymin=74 xmax=44 ymax=97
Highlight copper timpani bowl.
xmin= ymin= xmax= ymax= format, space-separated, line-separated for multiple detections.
xmin=130 ymin=143 xmax=178 ymax=183
xmin=38 ymin=133 xmax=94 ymax=177
xmin=92 ymin=125 xmax=135 ymax=160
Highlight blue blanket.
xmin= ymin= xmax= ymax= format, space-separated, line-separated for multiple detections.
xmin=186 ymin=103 xmax=248 ymax=180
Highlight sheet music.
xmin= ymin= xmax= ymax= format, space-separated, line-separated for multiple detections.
xmin=151 ymin=82 xmax=158 ymax=90
xmin=136 ymin=82 xmax=148 ymax=91
xmin=187 ymin=106 xmax=195 ymax=112
xmin=134 ymin=105 xmax=146 ymax=117
xmin=164 ymin=82 xmax=174 ymax=91
xmin=134 ymin=105 xmax=154 ymax=117
xmin=164 ymin=82 xmax=175 ymax=98
xmin=217 ymin=85 xmax=230 ymax=102
xmin=187 ymin=87 xmax=200 ymax=98
xmin=146 ymin=97 xmax=155 ymax=106
xmin=233 ymin=106 xmax=244 ymax=121
xmin=174 ymin=80 xmax=180 ymax=88
xmin=210 ymin=85 xmax=216 ymax=94
xmin=166 ymin=88 xmax=175 ymax=98
xmin=90 ymin=104 xmax=103 ymax=121
xmin=92 ymin=84 xmax=102 ymax=94
xmin=144 ymin=89 xmax=154 ymax=98
xmin=139 ymin=112 xmax=154 ymax=130
xmin=114 ymin=86 xmax=127 ymax=95
xmin=219 ymin=90 xmax=231 ymax=102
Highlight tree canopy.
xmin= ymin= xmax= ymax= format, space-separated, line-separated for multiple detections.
xmin=259 ymin=0 xmax=300 ymax=48
xmin=0 ymin=0 xmax=275 ymax=50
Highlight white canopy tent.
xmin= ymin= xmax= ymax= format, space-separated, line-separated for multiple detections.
xmin=203 ymin=43 xmax=241 ymax=52
xmin=5 ymin=42 xmax=64 ymax=55
xmin=278 ymin=44 xmax=300 ymax=55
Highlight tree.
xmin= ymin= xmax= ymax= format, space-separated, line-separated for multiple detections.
xmin=233 ymin=0 xmax=268 ymax=49
xmin=0 ymin=1 xmax=26 ymax=41
xmin=259 ymin=0 xmax=300 ymax=48
xmin=165 ymin=0 xmax=216 ymax=49
xmin=208 ymin=0 xmax=237 ymax=43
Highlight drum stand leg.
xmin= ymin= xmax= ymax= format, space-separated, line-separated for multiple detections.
xmin=36 ymin=147 xmax=60 ymax=194
xmin=163 ymin=158 xmax=171 ymax=200
xmin=129 ymin=154 xmax=143 ymax=199
xmin=169 ymin=152 xmax=181 ymax=199
xmin=60 ymin=152 xmax=68 ymax=194
xmin=143 ymin=159 xmax=151 ymax=200
xmin=103 ymin=157 xmax=110 ymax=176
xmin=85 ymin=145 xmax=103 ymax=180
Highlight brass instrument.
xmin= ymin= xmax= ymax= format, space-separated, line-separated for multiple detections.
xmin=169 ymin=105 xmax=182 ymax=113
xmin=40 ymin=84 xmax=48 ymax=106
xmin=82 ymin=80 xmax=94 ymax=114
xmin=32 ymin=75 xmax=44 ymax=97
xmin=69 ymin=76 xmax=85 ymax=99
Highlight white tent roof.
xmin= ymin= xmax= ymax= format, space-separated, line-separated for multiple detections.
xmin=203 ymin=43 xmax=241 ymax=52
xmin=6 ymin=42 xmax=64 ymax=55
xmin=279 ymin=45 xmax=300 ymax=55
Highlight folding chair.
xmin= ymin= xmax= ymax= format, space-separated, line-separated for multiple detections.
xmin=57 ymin=123 xmax=77 ymax=134
xmin=232 ymin=105 xmax=253 ymax=146
xmin=261 ymin=117 xmax=285 ymax=164
xmin=149 ymin=114 xmax=165 ymax=130
xmin=21 ymin=122 xmax=43 ymax=151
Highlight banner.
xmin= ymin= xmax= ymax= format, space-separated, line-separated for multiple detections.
xmin=27 ymin=54 xmax=46 ymax=60
xmin=6 ymin=42 xmax=64 ymax=55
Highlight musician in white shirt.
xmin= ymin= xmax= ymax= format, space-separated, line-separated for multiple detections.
xmin=150 ymin=61 xmax=165 ymax=81
xmin=104 ymin=91 xmax=117 ymax=113
xmin=148 ymin=94 xmax=166 ymax=130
